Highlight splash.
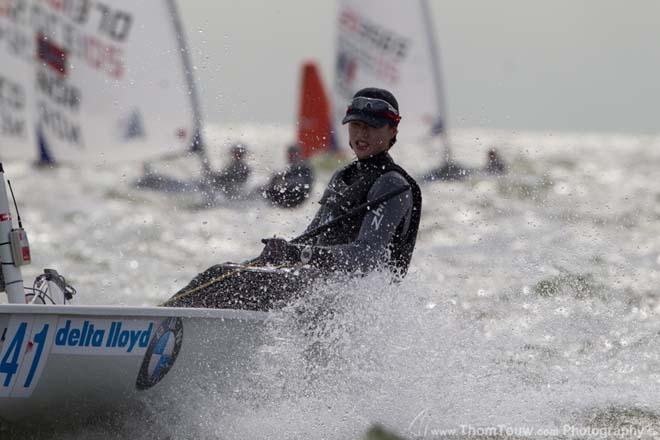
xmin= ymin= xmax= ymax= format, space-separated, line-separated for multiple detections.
xmin=144 ymin=269 xmax=660 ymax=439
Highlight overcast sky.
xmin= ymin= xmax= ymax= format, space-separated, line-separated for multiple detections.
xmin=180 ymin=0 xmax=660 ymax=134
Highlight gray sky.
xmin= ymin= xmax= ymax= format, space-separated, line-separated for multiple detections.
xmin=180 ymin=0 xmax=660 ymax=134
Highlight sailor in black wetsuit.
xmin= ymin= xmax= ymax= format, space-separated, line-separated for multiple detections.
xmin=135 ymin=142 xmax=250 ymax=197
xmin=484 ymin=148 xmax=507 ymax=175
xmin=258 ymin=143 xmax=314 ymax=208
xmin=259 ymin=88 xmax=421 ymax=277
xmin=166 ymin=88 xmax=422 ymax=309
xmin=206 ymin=143 xmax=251 ymax=198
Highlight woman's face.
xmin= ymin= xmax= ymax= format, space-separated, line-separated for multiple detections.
xmin=348 ymin=121 xmax=397 ymax=160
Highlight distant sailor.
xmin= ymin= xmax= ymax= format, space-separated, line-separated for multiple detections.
xmin=167 ymin=88 xmax=422 ymax=309
xmin=206 ymin=143 xmax=251 ymax=197
xmin=258 ymin=143 xmax=314 ymax=208
xmin=135 ymin=142 xmax=251 ymax=196
xmin=484 ymin=148 xmax=507 ymax=175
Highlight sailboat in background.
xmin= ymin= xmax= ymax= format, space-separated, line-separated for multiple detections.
xmin=0 ymin=0 xmax=208 ymax=171
xmin=333 ymin=0 xmax=455 ymax=172
xmin=296 ymin=61 xmax=335 ymax=159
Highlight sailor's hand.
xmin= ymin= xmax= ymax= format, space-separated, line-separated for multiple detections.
xmin=259 ymin=238 xmax=300 ymax=265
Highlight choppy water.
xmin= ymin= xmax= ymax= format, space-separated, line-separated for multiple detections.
xmin=6 ymin=125 xmax=660 ymax=439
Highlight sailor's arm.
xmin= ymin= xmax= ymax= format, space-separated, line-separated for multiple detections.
xmin=300 ymin=171 xmax=412 ymax=272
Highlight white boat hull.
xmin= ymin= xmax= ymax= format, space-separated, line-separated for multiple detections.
xmin=0 ymin=304 xmax=267 ymax=424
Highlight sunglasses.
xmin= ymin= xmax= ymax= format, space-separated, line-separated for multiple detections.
xmin=345 ymin=97 xmax=401 ymax=124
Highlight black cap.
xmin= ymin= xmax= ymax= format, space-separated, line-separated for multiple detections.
xmin=342 ymin=87 xmax=400 ymax=128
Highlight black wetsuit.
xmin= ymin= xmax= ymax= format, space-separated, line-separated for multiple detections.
xmin=294 ymin=151 xmax=421 ymax=276
xmin=485 ymin=154 xmax=507 ymax=175
xmin=262 ymin=161 xmax=314 ymax=208
xmin=208 ymin=159 xmax=251 ymax=197
xmin=167 ymin=152 xmax=422 ymax=310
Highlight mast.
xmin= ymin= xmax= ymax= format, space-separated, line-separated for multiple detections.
xmin=165 ymin=0 xmax=211 ymax=173
xmin=419 ymin=0 xmax=452 ymax=163
xmin=0 ymin=164 xmax=25 ymax=304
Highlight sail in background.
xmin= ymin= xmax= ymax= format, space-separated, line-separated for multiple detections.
xmin=333 ymin=0 xmax=447 ymax=149
xmin=296 ymin=61 xmax=334 ymax=159
xmin=0 ymin=0 xmax=199 ymax=164
xmin=0 ymin=0 xmax=36 ymax=158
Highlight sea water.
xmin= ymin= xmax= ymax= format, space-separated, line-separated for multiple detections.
xmin=7 ymin=125 xmax=660 ymax=439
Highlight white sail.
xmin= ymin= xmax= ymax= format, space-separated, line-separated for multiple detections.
xmin=0 ymin=0 xmax=201 ymax=164
xmin=0 ymin=2 xmax=37 ymax=159
xmin=333 ymin=0 xmax=447 ymax=149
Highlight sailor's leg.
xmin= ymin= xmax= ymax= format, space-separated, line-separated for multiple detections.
xmin=165 ymin=264 xmax=233 ymax=307
xmin=164 ymin=264 xmax=323 ymax=310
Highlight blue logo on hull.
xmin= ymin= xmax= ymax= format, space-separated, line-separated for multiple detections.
xmin=136 ymin=317 xmax=183 ymax=390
